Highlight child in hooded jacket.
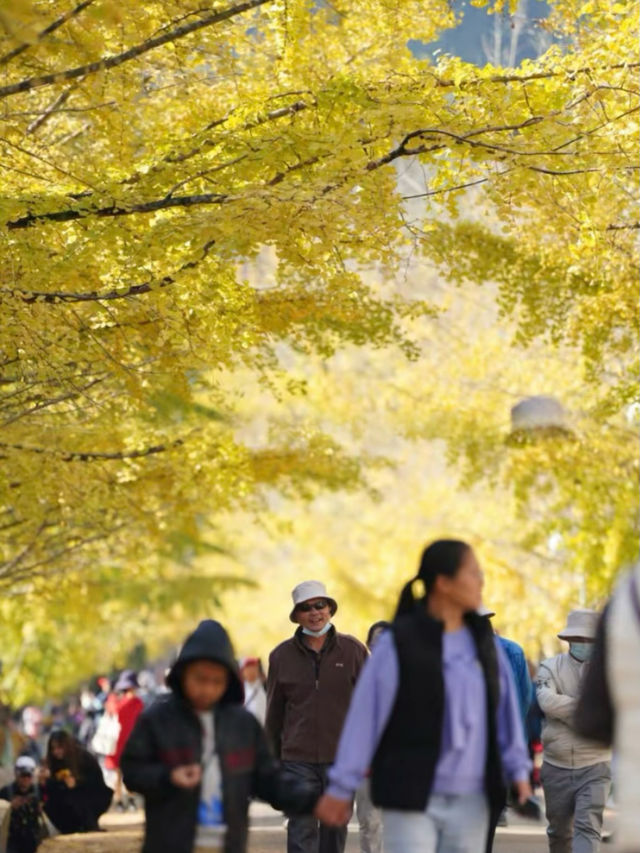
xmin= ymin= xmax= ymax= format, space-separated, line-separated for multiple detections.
xmin=121 ymin=620 xmax=316 ymax=853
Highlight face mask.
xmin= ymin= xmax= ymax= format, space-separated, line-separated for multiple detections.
xmin=302 ymin=622 xmax=332 ymax=638
xmin=570 ymin=642 xmax=593 ymax=662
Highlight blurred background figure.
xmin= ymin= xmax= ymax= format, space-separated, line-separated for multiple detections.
xmin=42 ymin=730 xmax=112 ymax=834
xmin=0 ymin=706 xmax=27 ymax=789
xmin=354 ymin=622 xmax=390 ymax=853
xmin=239 ymin=657 xmax=267 ymax=726
xmin=526 ymin=659 xmax=544 ymax=793
xmin=0 ymin=756 xmax=42 ymax=853
xmin=105 ymin=670 xmax=144 ymax=811
xmin=576 ymin=563 xmax=640 ymax=853
xmin=19 ymin=709 xmax=42 ymax=765
xmin=136 ymin=670 xmax=159 ymax=709
xmin=479 ymin=604 xmax=534 ymax=836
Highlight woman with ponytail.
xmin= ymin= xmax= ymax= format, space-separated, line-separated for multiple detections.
xmin=315 ymin=540 xmax=531 ymax=853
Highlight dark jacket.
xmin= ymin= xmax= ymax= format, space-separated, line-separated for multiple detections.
xmin=371 ymin=609 xmax=505 ymax=820
xmin=265 ymin=626 xmax=367 ymax=763
xmin=121 ymin=620 xmax=316 ymax=853
xmin=0 ymin=782 xmax=42 ymax=853
xmin=43 ymin=746 xmax=112 ymax=834
xmin=574 ymin=605 xmax=613 ymax=746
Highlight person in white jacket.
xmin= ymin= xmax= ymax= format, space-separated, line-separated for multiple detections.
xmin=536 ymin=609 xmax=612 ymax=853
xmin=603 ymin=566 xmax=640 ymax=853
xmin=575 ymin=564 xmax=640 ymax=853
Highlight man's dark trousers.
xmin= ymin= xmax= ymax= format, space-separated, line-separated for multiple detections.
xmin=284 ymin=761 xmax=348 ymax=853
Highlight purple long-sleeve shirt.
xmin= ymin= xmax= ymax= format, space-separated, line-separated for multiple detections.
xmin=327 ymin=626 xmax=530 ymax=800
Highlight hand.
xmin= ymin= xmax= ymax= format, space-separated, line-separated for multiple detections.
xmin=170 ymin=764 xmax=202 ymax=789
xmin=11 ymin=795 xmax=26 ymax=809
xmin=513 ymin=779 xmax=533 ymax=805
xmin=64 ymin=774 xmax=76 ymax=789
xmin=314 ymin=794 xmax=352 ymax=827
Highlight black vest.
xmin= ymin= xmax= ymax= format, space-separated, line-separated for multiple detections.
xmin=371 ymin=608 xmax=505 ymax=814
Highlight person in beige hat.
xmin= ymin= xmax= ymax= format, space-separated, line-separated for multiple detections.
xmin=536 ymin=609 xmax=612 ymax=853
xmin=265 ymin=581 xmax=367 ymax=853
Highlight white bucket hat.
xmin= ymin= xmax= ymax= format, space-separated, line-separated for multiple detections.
xmin=15 ymin=755 xmax=37 ymax=774
xmin=289 ymin=580 xmax=338 ymax=623
xmin=557 ymin=608 xmax=599 ymax=641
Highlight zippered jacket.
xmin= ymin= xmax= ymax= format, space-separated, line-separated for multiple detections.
xmin=265 ymin=626 xmax=367 ymax=763
xmin=121 ymin=620 xmax=316 ymax=853
xmin=536 ymin=652 xmax=611 ymax=769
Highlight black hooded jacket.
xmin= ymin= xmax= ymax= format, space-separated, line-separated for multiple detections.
xmin=121 ymin=620 xmax=315 ymax=853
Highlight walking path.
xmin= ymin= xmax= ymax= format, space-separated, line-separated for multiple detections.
xmin=40 ymin=802 xmax=550 ymax=853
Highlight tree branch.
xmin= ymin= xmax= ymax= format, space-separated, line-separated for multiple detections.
xmin=7 ymin=193 xmax=228 ymax=229
xmin=0 ymin=0 xmax=273 ymax=100
xmin=0 ymin=0 xmax=97 ymax=67
xmin=430 ymin=61 xmax=640 ymax=90
xmin=26 ymin=85 xmax=77 ymax=134
xmin=402 ymin=177 xmax=489 ymax=200
xmin=0 ymin=240 xmax=215 ymax=302
xmin=0 ymin=439 xmax=183 ymax=462
xmin=0 ymin=378 xmax=105 ymax=427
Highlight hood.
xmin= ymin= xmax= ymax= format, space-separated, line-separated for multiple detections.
xmin=166 ymin=620 xmax=244 ymax=705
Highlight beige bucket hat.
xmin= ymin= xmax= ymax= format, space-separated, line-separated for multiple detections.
xmin=289 ymin=580 xmax=338 ymax=623
xmin=557 ymin=608 xmax=599 ymax=641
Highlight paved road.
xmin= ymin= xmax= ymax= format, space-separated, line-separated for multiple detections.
xmin=40 ymin=806 xmax=552 ymax=853
xmin=247 ymin=827 xmax=547 ymax=852
xmin=245 ymin=807 xmax=549 ymax=852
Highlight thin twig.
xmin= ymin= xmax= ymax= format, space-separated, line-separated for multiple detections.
xmin=0 ymin=0 xmax=273 ymax=100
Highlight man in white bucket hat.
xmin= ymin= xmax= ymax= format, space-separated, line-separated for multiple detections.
xmin=536 ymin=609 xmax=612 ymax=853
xmin=266 ymin=581 xmax=367 ymax=853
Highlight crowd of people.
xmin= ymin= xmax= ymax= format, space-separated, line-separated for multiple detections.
xmin=0 ymin=539 xmax=638 ymax=853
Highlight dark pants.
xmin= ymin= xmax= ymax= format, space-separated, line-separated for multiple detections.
xmin=283 ymin=761 xmax=348 ymax=853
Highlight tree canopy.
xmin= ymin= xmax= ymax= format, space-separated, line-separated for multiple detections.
xmin=0 ymin=0 xmax=637 ymax=701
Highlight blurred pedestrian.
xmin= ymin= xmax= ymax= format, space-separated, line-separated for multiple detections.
xmin=536 ymin=609 xmax=611 ymax=853
xmin=575 ymin=564 xmax=640 ymax=853
xmin=478 ymin=605 xmax=534 ymax=836
xmin=315 ymin=540 xmax=531 ymax=853
xmin=266 ymin=580 xmax=367 ymax=853
xmin=478 ymin=607 xmax=532 ymax=729
xmin=239 ymin=657 xmax=267 ymax=726
xmin=42 ymin=730 xmax=112 ymax=834
xmin=0 ymin=706 xmax=27 ymax=788
xmin=0 ymin=756 xmax=42 ymax=853
xmin=354 ymin=623 xmax=390 ymax=853
xmin=525 ymin=659 xmax=544 ymax=792
xmin=105 ymin=670 xmax=144 ymax=811
xmin=19 ymin=709 xmax=42 ymax=765
xmin=136 ymin=671 xmax=158 ymax=708
xmin=365 ymin=622 xmax=390 ymax=650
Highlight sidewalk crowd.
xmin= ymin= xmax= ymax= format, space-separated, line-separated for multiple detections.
xmin=1 ymin=540 xmax=638 ymax=853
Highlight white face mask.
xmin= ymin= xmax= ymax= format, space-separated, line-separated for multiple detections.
xmin=302 ymin=622 xmax=332 ymax=638
xmin=569 ymin=641 xmax=594 ymax=662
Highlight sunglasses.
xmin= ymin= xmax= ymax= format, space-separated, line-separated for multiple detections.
xmin=296 ymin=600 xmax=329 ymax=613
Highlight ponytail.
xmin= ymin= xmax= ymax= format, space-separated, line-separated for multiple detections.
xmin=393 ymin=578 xmax=421 ymax=621
xmin=393 ymin=539 xmax=471 ymax=622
